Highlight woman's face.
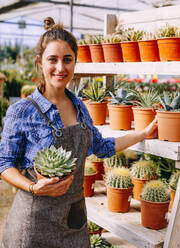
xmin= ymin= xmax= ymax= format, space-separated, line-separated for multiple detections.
xmin=39 ymin=40 xmax=76 ymax=91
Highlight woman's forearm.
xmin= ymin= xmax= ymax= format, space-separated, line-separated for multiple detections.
xmin=1 ymin=167 xmax=33 ymax=192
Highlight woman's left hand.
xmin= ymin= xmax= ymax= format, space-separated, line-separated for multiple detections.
xmin=144 ymin=115 xmax=158 ymax=138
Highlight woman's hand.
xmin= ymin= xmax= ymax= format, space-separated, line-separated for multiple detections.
xmin=33 ymin=175 xmax=74 ymax=197
xmin=144 ymin=115 xmax=158 ymax=138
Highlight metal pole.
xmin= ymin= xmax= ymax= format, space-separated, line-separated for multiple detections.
xmin=70 ymin=0 xmax=73 ymax=32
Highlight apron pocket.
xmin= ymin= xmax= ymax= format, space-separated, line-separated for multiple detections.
xmin=67 ymin=198 xmax=87 ymax=229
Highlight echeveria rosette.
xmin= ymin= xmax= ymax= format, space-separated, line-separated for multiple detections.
xmin=34 ymin=145 xmax=77 ymax=178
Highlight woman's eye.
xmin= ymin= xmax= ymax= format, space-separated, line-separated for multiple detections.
xmin=48 ymin=58 xmax=57 ymax=62
xmin=64 ymin=57 xmax=72 ymax=62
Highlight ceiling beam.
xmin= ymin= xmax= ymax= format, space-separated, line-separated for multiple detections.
xmin=0 ymin=1 xmax=36 ymax=14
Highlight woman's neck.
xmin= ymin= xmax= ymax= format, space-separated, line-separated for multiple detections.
xmin=43 ymin=87 xmax=68 ymax=105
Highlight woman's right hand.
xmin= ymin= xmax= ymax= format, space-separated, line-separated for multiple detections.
xmin=33 ymin=175 xmax=74 ymax=197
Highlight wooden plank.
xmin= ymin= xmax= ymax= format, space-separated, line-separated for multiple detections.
xmin=86 ymin=182 xmax=166 ymax=248
xmin=74 ymin=62 xmax=180 ymax=76
xmin=96 ymin=124 xmax=180 ymax=161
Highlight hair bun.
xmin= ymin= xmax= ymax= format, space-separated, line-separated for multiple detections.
xmin=44 ymin=17 xmax=55 ymax=30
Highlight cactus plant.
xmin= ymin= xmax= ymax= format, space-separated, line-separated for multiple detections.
xmin=84 ymin=166 xmax=97 ymax=176
xmin=121 ymin=27 xmax=144 ymax=42
xmin=103 ymin=34 xmax=121 ymax=43
xmin=88 ymin=220 xmax=103 ymax=233
xmin=104 ymin=151 xmax=127 ymax=169
xmin=82 ymin=80 xmax=107 ymax=102
xmin=87 ymin=154 xmax=104 ymax=162
xmin=130 ymin=160 xmax=158 ymax=180
xmin=156 ymin=23 xmax=179 ymax=38
xmin=169 ymin=170 xmax=180 ymax=191
xmin=109 ymin=88 xmax=134 ymax=105
xmin=34 ymin=145 xmax=77 ymax=178
xmin=140 ymin=180 xmax=170 ymax=202
xmin=106 ymin=167 xmax=133 ymax=189
xmin=159 ymin=91 xmax=180 ymax=111
xmin=90 ymin=234 xmax=113 ymax=248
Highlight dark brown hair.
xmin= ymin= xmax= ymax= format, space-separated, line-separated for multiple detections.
xmin=35 ymin=17 xmax=78 ymax=93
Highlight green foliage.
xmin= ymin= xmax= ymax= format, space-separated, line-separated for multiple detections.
xmin=103 ymin=34 xmax=121 ymax=43
xmin=106 ymin=167 xmax=133 ymax=189
xmin=109 ymin=88 xmax=134 ymax=105
xmin=104 ymin=151 xmax=127 ymax=169
xmin=159 ymin=91 xmax=180 ymax=111
xmin=88 ymin=220 xmax=102 ymax=232
xmin=130 ymin=160 xmax=158 ymax=179
xmin=0 ymin=98 xmax=9 ymax=126
xmin=156 ymin=23 xmax=179 ymax=38
xmin=84 ymin=166 xmax=97 ymax=176
xmin=169 ymin=170 xmax=180 ymax=191
xmin=88 ymin=36 xmax=104 ymax=44
xmin=82 ymin=80 xmax=107 ymax=102
xmin=121 ymin=28 xmax=144 ymax=42
xmin=90 ymin=234 xmax=113 ymax=248
xmin=21 ymin=85 xmax=36 ymax=96
xmin=0 ymin=43 xmax=20 ymax=63
xmin=87 ymin=154 xmax=104 ymax=162
xmin=34 ymin=145 xmax=77 ymax=178
xmin=140 ymin=180 xmax=170 ymax=202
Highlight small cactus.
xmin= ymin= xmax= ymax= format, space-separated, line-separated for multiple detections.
xmin=104 ymin=151 xmax=127 ymax=169
xmin=140 ymin=180 xmax=170 ymax=202
xmin=84 ymin=166 xmax=97 ymax=176
xmin=130 ymin=160 xmax=158 ymax=180
xmin=90 ymin=234 xmax=112 ymax=248
xmin=87 ymin=154 xmax=104 ymax=162
xmin=106 ymin=167 xmax=133 ymax=189
xmin=169 ymin=170 xmax=180 ymax=191
xmin=88 ymin=220 xmax=102 ymax=232
xmin=34 ymin=145 xmax=77 ymax=178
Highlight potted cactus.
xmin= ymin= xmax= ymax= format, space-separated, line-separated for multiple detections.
xmin=34 ymin=145 xmax=77 ymax=181
xmin=169 ymin=170 xmax=180 ymax=209
xmin=82 ymin=80 xmax=107 ymax=125
xmin=130 ymin=88 xmax=160 ymax=139
xmin=88 ymin=36 xmax=105 ymax=62
xmin=90 ymin=234 xmax=113 ymax=248
xmin=102 ymin=34 xmax=123 ymax=62
xmin=108 ymin=87 xmax=134 ymax=130
xmin=156 ymin=23 xmax=180 ymax=61
xmin=83 ymin=163 xmax=97 ymax=197
xmin=87 ymin=220 xmax=103 ymax=235
xmin=87 ymin=154 xmax=104 ymax=180
xmin=156 ymin=91 xmax=180 ymax=142
xmin=77 ymin=38 xmax=92 ymax=63
xmin=130 ymin=160 xmax=158 ymax=200
xmin=106 ymin=167 xmax=134 ymax=213
xmin=140 ymin=180 xmax=170 ymax=230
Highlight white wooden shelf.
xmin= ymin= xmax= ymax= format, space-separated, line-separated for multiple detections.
xmin=86 ymin=181 xmax=167 ymax=248
xmin=75 ymin=62 xmax=180 ymax=76
xmin=96 ymin=124 xmax=180 ymax=162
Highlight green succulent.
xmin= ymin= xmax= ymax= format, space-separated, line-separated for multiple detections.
xmin=104 ymin=151 xmax=127 ymax=169
xmin=121 ymin=27 xmax=144 ymax=42
xmin=88 ymin=220 xmax=103 ymax=232
xmin=109 ymin=88 xmax=134 ymax=105
xmin=140 ymin=180 xmax=170 ymax=202
xmin=156 ymin=23 xmax=178 ymax=38
xmin=106 ymin=167 xmax=133 ymax=189
xmin=82 ymin=80 xmax=107 ymax=102
xmin=130 ymin=160 xmax=158 ymax=180
xmin=84 ymin=166 xmax=97 ymax=176
xmin=87 ymin=154 xmax=104 ymax=162
xmin=103 ymin=34 xmax=121 ymax=43
xmin=90 ymin=234 xmax=112 ymax=248
xmin=34 ymin=145 xmax=77 ymax=178
xmin=21 ymin=85 xmax=36 ymax=96
xmin=159 ymin=91 xmax=180 ymax=111
xmin=169 ymin=170 xmax=180 ymax=191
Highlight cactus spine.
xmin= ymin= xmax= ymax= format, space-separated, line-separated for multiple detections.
xmin=140 ymin=180 xmax=170 ymax=202
xmin=130 ymin=160 xmax=157 ymax=179
xmin=104 ymin=151 xmax=127 ymax=169
xmin=169 ymin=170 xmax=180 ymax=191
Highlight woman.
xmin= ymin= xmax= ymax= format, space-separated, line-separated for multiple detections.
xmin=0 ymin=17 xmax=157 ymax=248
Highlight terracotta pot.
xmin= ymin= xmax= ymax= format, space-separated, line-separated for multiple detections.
xmin=121 ymin=41 xmax=141 ymax=62
xmin=132 ymin=107 xmax=157 ymax=139
xmin=21 ymin=93 xmax=28 ymax=98
xmin=88 ymin=229 xmax=103 ymax=236
xmin=132 ymin=177 xmax=150 ymax=201
xmin=157 ymin=37 xmax=180 ymax=61
xmin=108 ymin=104 xmax=132 ymax=130
xmin=156 ymin=110 xmax=180 ymax=142
xmin=107 ymin=186 xmax=133 ymax=213
xmin=138 ymin=40 xmax=160 ymax=62
xmin=170 ymin=188 xmax=175 ymax=209
xmin=102 ymin=43 xmax=123 ymax=62
xmin=91 ymin=161 xmax=104 ymax=180
xmin=77 ymin=45 xmax=92 ymax=63
xmin=85 ymin=101 xmax=107 ymax=125
xmin=140 ymin=198 xmax=170 ymax=230
xmin=83 ymin=173 xmax=97 ymax=197
xmin=89 ymin=44 xmax=105 ymax=62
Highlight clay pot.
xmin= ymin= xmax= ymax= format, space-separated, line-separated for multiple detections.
xmin=107 ymin=186 xmax=133 ymax=213
xmin=85 ymin=101 xmax=107 ymax=125
xmin=102 ymin=43 xmax=123 ymax=62
xmin=138 ymin=40 xmax=160 ymax=62
xmin=77 ymin=45 xmax=92 ymax=63
xmin=132 ymin=107 xmax=157 ymax=139
xmin=91 ymin=161 xmax=104 ymax=180
xmin=108 ymin=104 xmax=132 ymax=130
xmin=132 ymin=177 xmax=150 ymax=201
xmin=88 ymin=229 xmax=103 ymax=236
xmin=170 ymin=188 xmax=175 ymax=209
xmin=83 ymin=173 xmax=97 ymax=197
xmin=89 ymin=44 xmax=105 ymax=62
xmin=140 ymin=198 xmax=170 ymax=230
xmin=121 ymin=41 xmax=141 ymax=62
xmin=156 ymin=110 xmax=180 ymax=142
xmin=157 ymin=37 xmax=180 ymax=61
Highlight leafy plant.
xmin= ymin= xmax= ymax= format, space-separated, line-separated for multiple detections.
xmin=169 ymin=170 xmax=180 ymax=191
xmin=106 ymin=167 xmax=133 ymax=189
xmin=0 ymin=98 xmax=9 ymax=126
xmin=130 ymin=160 xmax=158 ymax=180
xmin=103 ymin=34 xmax=121 ymax=43
xmin=82 ymin=80 xmax=107 ymax=102
xmin=156 ymin=23 xmax=179 ymax=38
xmin=109 ymin=88 xmax=134 ymax=105
xmin=90 ymin=234 xmax=113 ymax=248
xmin=159 ymin=91 xmax=180 ymax=111
xmin=121 ymin=27 xmax=144 ymax=42
xmin=140 ymin=180 xmax=170 ymax=202
xmin=34 ymin=145 xmax=77 ymax=178
xmin=21 ymin=85 xmax=36 ymax=96
xmin=104 ymin=151 xmax=127 ymax=169
xmin=88 ymin=220 xmax=103 ymax=232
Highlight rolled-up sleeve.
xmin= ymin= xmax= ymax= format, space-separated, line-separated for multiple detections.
xmin=0 ymin=105 xmax=26 ymax=174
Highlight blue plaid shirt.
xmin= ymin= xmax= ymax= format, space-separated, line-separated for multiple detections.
xmin=0 ymin=88 xmax=116 ymax=174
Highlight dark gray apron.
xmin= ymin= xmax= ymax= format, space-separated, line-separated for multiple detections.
xmin=2 ymin=98 xmax=91 ymax=248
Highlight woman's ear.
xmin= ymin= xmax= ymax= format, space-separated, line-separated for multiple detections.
xmin=36 ymin=55 xmax=42 ymax=66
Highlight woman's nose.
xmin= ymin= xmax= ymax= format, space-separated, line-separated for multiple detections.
xmin=56 ymin=61 xmax=65 ymax=72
